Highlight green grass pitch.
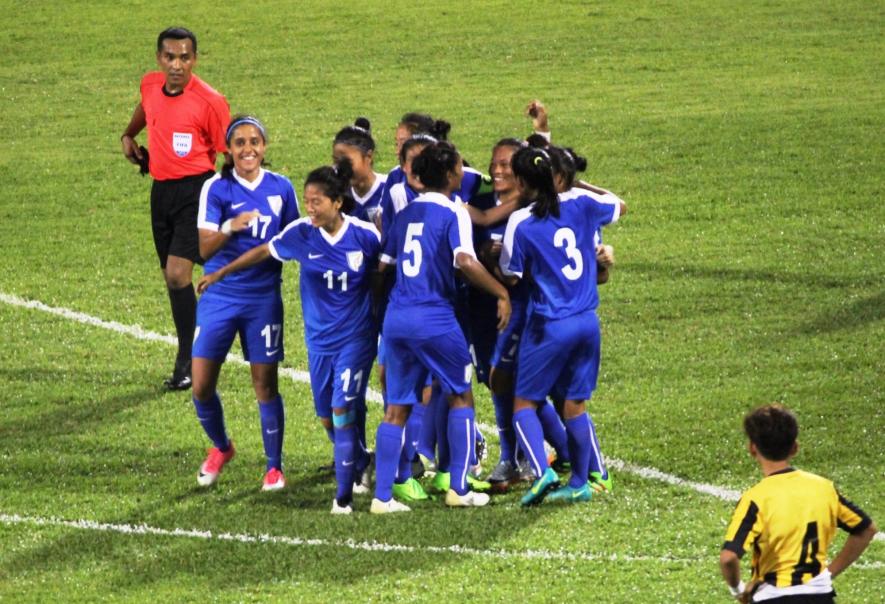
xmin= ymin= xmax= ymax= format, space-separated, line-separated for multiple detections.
xmin=0 ymin=1 xmax=882 ymax=602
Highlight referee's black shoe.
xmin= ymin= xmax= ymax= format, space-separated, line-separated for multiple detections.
xmin=163 ymin=358 xmax=192 ymax=391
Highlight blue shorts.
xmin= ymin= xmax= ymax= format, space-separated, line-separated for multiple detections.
xmin=193 ymin=292 xmax=284 ymax=363
xmin=384 ymin=326 xmax=473 ymax=405
xmin=466 ymin=311 xmax=496 ymax=387
xmin=490 ymin=298 xmax=528 ymax=374
xmin=308 ymin=334 xmax=376 ymax=419
xmin=515 ymin=309 xmax=601 ymax=402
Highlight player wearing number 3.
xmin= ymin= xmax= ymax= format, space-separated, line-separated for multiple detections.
xmin=191 ymin=115 xmax=299 ymax=491
xmin=499 ymin=146 xmax=625 ymax=506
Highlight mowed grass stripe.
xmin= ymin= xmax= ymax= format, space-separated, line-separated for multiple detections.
xmin=3 ymin=288 xmax=884 ymax=549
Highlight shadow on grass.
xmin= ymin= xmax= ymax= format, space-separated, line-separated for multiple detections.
xmin=795 ymin=290 xmax=885 ymax=335
xmin=622 ymin=261 xmax=878 ymax=291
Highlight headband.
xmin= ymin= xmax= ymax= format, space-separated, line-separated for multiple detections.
xmin=226 ymin=117 xmax=267 ymax=144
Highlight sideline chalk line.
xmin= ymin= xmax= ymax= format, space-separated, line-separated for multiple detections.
xmin=1 ymin=514 xmax=881 ymax=569
xmin=1 ymin=291 xmax=882 ymax=545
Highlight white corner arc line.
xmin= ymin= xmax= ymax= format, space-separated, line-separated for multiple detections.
xmin=1 ymin=292 xmax=882 ymax=544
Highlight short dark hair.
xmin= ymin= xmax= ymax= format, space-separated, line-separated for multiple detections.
xmin=411 ymin=141 xmax=460 ymax=190
xmin=743 ymin=403 xmax=799 ymax=461
xmin=306 ymin=158 xmax=355 ymax=215
xmin=157 ymin=27 xmax=197 ymax=54
xmin=399 ymin=112 xmax=451 ymax=141
xmin=333 ymin=117 xmax=375 ymax=155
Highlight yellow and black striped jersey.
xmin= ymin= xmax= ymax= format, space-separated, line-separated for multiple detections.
xmin=722 ymin=468 xmax=871 ymax=590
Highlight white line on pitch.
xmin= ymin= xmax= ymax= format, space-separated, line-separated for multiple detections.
xmin=1 ymin=292 xmax=882 ymax=544
xmin=2 ymin=513 xmax=882 ymax=569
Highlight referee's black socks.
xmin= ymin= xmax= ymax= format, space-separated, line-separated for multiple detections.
xmin=168 ymin=283 xmax=196 ymax=372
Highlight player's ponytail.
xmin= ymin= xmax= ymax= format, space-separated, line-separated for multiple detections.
xmin=511 ymin=146 xmax=559 ymax=219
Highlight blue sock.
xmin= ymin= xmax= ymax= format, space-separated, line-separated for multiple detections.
xmin=433 ymin=388 xmax=450 ymax=471
xmin=513 ymin=408 xmax=548 ymax=478
xmin=537 ymin=400 xmax=569 ymax=463
xmin=492 ymin=391 xmax=516 ymax=464
xmin=418 ymin=400 xmax=436 ymax=460
xmin=334 ymin=425 xmax=356 ymax=505
xmin=396 ymin=433 xmax=413 ymax=484
xmin=193 ymin=393 xmax=230 ymax=451
xmin=258 ymin=395 xmax=285 ymax=471
xmin=587 ymin=413 xmax=608 ymax=479
xmin=565 ymin=414 xmax=591 ymax=488
xmin=373 ymin=422 xmax=404 ymax=502
xmin=404 ymin=401 xmax=424 ymax=461
xmin=447 ymin=407 xmax=475 ymax=495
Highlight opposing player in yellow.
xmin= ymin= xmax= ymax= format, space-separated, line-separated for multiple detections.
xmin=720 ymin=404 xmax=876 ymax=603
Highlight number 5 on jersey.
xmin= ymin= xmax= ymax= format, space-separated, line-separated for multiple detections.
xmin=403 ymin=222 xmax=424 ymax=277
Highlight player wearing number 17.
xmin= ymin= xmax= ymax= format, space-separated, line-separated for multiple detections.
xmin=191 ymin=115 xmax=299 ymax=491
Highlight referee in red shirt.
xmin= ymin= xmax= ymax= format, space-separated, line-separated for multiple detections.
xmin=120 ymin=27 xmax=230 ymax=390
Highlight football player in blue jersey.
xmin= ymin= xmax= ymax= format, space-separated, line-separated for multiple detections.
xmin=371 ymin=141 xmax=511 ymax=512
xmin=547 ymin=145 xmax=620 ymax=494
xmin=333 ymin=118 xmax=386 ymax=226
xmin=199 ymin=159 xmax=381 ymax=515
xmin=189 ymin=115 xmax=299 ymax=491
xmin=499 ymin=146 xmax=626 ymax=506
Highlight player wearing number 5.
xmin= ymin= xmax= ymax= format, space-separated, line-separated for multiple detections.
xmin=499 ymin=146 xmax=625 ymax=506
xmin=200 ymin=159 xmax=379 ymax=514
xmin=720 ymin=404 xmax=876 ymax=603
xmin=190 ymin=116 xmax=299 ymax=491
xmin=373 ymin=141 xmax=510 ymax=512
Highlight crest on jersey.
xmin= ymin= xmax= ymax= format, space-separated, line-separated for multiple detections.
xmin=346 ymin=251 xmax=364 ymax=272
xmin=172 ymin=132 xmax=192 ymax=157
xmin=267 ymin=195 xmax=283 ymax=216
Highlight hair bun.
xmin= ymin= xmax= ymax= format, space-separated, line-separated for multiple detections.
xmin=354 ymin=116 xmax=371 ymax=133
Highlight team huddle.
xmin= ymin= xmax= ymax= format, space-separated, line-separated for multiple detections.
xmin=122 ymin=26 xmax=875 ymax=603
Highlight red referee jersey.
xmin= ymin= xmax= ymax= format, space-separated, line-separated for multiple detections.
xmin=140 ymin=72 xmax=230 ymax=181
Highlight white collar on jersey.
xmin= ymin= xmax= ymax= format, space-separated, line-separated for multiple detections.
xmin=318 ymin=213 xmax=351 ymax=246
xmin=233 ymin=168 xmax=266 ymax=191
xmin=352 ymin=172 xmax=384 ymax=204
xmin=414 ymin=191 xmax=453 ymax=205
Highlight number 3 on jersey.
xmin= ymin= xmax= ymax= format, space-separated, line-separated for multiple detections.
xmin=403 ymin=222 xmax=424 ymax=277
xmin=554 ymin=227 xmax=583 ymax=280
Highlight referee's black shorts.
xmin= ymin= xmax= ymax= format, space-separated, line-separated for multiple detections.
xmin=150 ymin=170 xmax=214 ymax=268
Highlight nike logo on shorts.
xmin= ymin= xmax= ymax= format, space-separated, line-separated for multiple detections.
xmin=344 ymin=395 xmax=358 ymax=401
xmin=267 ymin=349 xmax=279 ymax=356
xmin=232 ymin=202 xmax=246 ymax=209
xmin=308 ymin=253 xmax=323 ymax=259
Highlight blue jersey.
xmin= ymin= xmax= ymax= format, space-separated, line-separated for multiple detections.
xmin=268 ymin=214 xmax=381 ymax=354
xmin=379 ymin=165 xmax=489 ymax=238
xmin=348 ymin=171 xmax=386 ymax=223
xmin=198 ymin=169 xmax=300 ymax=298
xmin=381 ymin=192 xmax=476 ymax=336
xmin=500 ymin=190 xmax=620 ymax=318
